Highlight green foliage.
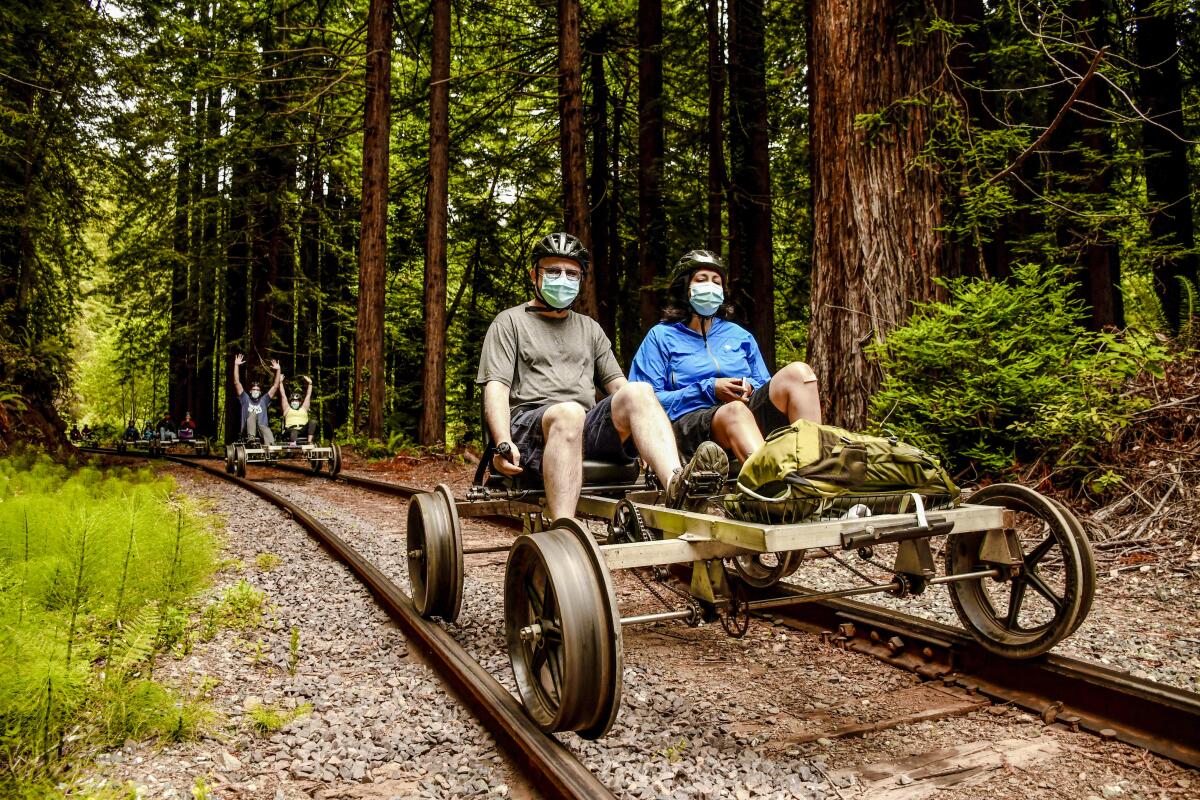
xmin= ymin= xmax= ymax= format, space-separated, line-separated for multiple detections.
xmin=288 ymin=626 xmax=301 ymax=676
xmin=246 ymin=701 xmax=311 ymax=735
xmin=869 ymin=265 xmax=1173 ymax=473
xmin=199 ymin=579 xmax=265 ymax=640
xmin=0 ymin=453 xmax=217 ymax=793
xmin=254 ymin=552 xmax=281 ymax=572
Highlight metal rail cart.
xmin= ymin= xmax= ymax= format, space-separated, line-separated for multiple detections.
xmin=225 ymin=436 xmax=342 ymax=477
xmin=406 ymin=455 xmax=1096 ymax=740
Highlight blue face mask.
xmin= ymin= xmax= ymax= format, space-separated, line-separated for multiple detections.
xmin=540 ymin=272 xmax=580 ymax=309
xmin=689 ymin=283 xmax=724 ymax=317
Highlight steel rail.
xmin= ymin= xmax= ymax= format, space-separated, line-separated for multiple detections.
xmin=752 ymin=582 xmax=1200 ymax=769
xmin=83 ymin=448 xmax=613 ymax=799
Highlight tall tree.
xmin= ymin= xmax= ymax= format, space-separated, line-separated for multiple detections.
xmin=1136 ymin=0 xmax=1197 ymax=330
xmin=420 ymin=0 xmax=450 ymax=447
xmin=169 ymin=91 xmax=193 ymax=423
xmin=637 ymin=0 xmax=666 ymax=332
xmin=727 ymin=0 xmax=774 ymax=367
xmin=354 ymin=0 xmax=393 ymax=439
xmin=589 ymin=27 xmax=617 ymax=338
xmin=706 ymin=0 xmax=727 ymax=254
xmin=558 ymin=0 xmax=596 ymax=316
xmin=224 ymin=87 xmax=252 ymax=442
xmin=807 ymin=0 xmax=957 ymax=428
xmin=1049 ymin=0 xmax=1122 ymax=330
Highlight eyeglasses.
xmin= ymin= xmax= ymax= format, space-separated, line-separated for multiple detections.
xmin=541 ymin=266 xmax=582 ymax=282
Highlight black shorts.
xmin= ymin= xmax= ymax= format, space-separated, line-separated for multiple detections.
xmin=509 ymin=395 xmax=638 ymax=474
xmin=671 ymin=378 xmax=789 ymax=460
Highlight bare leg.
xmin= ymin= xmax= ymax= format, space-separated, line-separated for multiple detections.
xmin=540 ymin=402 xmax=586 ymax=520
xmin=710 ymin=401 xmax=765 ymax=463
xmin=768 ymin=362 xmax=822 ymax=424
xmin=609 ymin=382 xmax=682 ymax=487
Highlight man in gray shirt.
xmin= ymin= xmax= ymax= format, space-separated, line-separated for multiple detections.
xmin=477 ymin=232 xmax=729 ymax=520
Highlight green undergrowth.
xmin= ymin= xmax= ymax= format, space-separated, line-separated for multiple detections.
xmin=869 ymin=264 xmax=1174 ymax=475
xmin=246 ymin=700 xmax=312 ymax=735
xmin=0 ymin=451 xmax=218 ymax=796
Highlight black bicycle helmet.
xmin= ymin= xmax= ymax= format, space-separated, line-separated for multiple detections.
xmin=669 ymin=249 xmax=726 ymax=302
xmin=530 ymin=232 xmax=590 ymax=273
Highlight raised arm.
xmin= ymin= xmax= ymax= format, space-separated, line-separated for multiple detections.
xmin=301 ymin=375 xmax=313 ymax=410
xmin=278 ymin=380 xmax=290 ymax=413
xmin=268 ymin=359 xmax=283 ymax=398
xmin=232 ymin=354 xmax=245 ymax=395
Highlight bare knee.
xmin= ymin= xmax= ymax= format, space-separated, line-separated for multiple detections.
xmin=713 ymin=400 xmax=755 ymax=428
xmin=615 ymin=381 xmax=658 ymax=413
xmin=777 ymin=361 xmax=818 ymax=386
xmin=543 ymin=402 xmax=586 ymax=441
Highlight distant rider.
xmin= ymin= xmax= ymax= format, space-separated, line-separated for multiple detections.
xmin=69 ymin=424 xmax=82 ymax=442
xmin=232 ymin=354 xmax=282 ymax=444
xmin=178 ymin=412 xmax=196 ymax=441
xmin=81 ymin=424 xmax=92 ymax=440
xmin=280 ymin=375 xmax=317 ymax=444
xmin=158 ymin=412 xmax=179 ymax=442
xmin=124 ymin=421 xmax=139 ymax=442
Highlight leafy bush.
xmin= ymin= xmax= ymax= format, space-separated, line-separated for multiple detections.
xmin=246 ymin=701 xmax=312 ymax=735
xmin=868 ymin=264 xmax=1172 ymax=473
xmin=0 ymin=452 xmax=217 ymax=793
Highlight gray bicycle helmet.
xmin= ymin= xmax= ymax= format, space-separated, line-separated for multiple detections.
xmin=530 ymin=232 xmax=590 ymax=273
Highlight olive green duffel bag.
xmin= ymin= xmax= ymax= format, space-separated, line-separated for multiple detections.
xmin=725 ymin=419 xmax=959 ymax=522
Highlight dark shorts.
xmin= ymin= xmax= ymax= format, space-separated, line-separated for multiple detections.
xmin=672 ymin=378 xmax=789 ymax=460
xmin=509 ymin=395 xmax=638 ymax=474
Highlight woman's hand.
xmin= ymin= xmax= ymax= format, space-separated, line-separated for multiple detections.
xmin=715 ymin=377 xmax=752 ymax=403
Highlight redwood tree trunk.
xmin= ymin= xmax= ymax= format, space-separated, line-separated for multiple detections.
xmin=420 ymin=0 xmax=450 ymax=447
xmin=808 ymin=0 xmax=956 ymax=428
xmin=558 ymin=0 xmax=595 ymax=316
xmin=589 ymin=28 xmax=616 ymax=339
xmin=224 ymin=90 xmax=251 ymax=442
xmin=727 ymin=0 xmax=774 ymax=368
xmin=1136 ymin=0 xmax=1196 ymax=330
xmin=706 ymin=0 xmax=726 ymax=254
xmin=170 ymin=96 xmax=192 ymax=425
xmin=354 ymin=0 xmax=392 ymax=439
xmin=637 ymin=0 xmax=666 ymax=332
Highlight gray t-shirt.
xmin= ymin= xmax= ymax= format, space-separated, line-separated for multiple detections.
xmin=476 ymin=304 xmax=624 ymax=413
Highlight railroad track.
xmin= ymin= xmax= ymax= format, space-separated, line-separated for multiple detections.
xmin=82 ymin=448 xmax=611 ymax=800
xmin=85 ymin=446 xmax=1200 ymax=770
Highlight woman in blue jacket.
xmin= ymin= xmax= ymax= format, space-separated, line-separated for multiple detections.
xmin=628 ymin=250 xmax=821 ymax=463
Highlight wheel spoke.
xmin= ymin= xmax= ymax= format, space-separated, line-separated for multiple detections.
xmin=544 ymin=643 xmax=563 ymax=702
xmin=525 ymin=575 xmax=544 ymax=617
xmin=1025 ymin=569 xmax=1066 ymax=612
xmin=1005 ymin=579 xmax=1028 ymax=629
xmin=1026 ymin=534 xmax=1057 ymax=568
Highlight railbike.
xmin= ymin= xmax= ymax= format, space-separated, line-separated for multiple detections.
xmin=406 ymin=450 xmax=1096 ymax=739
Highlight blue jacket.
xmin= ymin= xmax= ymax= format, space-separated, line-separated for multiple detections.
xmin=628 ymin=318 xmax=773 ymax=420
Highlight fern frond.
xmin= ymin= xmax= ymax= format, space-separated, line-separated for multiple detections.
xmin=108 ymin=604 xmax=161 ymax=682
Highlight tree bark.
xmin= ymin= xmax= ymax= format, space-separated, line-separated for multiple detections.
xmin=1049 ymin=0 xmax=1123 ymax=330
xmin=354 ymin=0 xmax=393 ymax=439
xmin=589 ymin=28 xmax=616 ymax=339
xmin=637 ymin=0 xmax=666 ymax=332
xmin=727 ymin=0 xmax=774 ymax=367
xmin=196 ymin=80 xmax=220 ymax=439
xmin=419 ymin=0 xmax=450 ymax=447
xmin=808 ymin=0 xmax=957 ymax=428
xmin=558 ymin=0 xmax=595 ymax=317
xmin=224 ymin=89 xmax=251 ymax=442
xmin=170 ymin=95 xmax=192 ymax=426
xmin=1136 ymin=0 xmax=1196 ymax=330
xmin=706 ymin=0 xmax=727 ymax=254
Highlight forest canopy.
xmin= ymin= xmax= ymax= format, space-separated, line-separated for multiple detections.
xmin=0 ymin=0 xmax=1196 ymax=469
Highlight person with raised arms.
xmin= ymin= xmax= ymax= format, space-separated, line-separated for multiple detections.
xmin=232 ymin=354 xmax=282 ymax=444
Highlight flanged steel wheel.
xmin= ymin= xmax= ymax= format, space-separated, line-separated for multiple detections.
xmin=946 ymin=483 xmax=1095 ymax=658
xmin=234 ymin=444 xmax=247 ymax=478
xmin=406 ymin=484 xmax=464 ymax=621
xmin=329 ymin=443 xmax=343 ymax=476
xmin=224 ymin=444 xmax=236 ymax=474
xmin=731 ymin=550 xmax=802 ymax=589
xmin=1044 ymin=495 xmax=1096 ymax=635
xmin=505 ymin=517 xmax=623 ymax=739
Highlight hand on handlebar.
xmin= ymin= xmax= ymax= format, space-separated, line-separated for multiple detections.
xmin=492 ymin=441 xmax=523 ymax=476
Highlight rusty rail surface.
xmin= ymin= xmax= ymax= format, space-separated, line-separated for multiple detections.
xmin=83 ymin=448 xmax=613 ymax=800
xmin=753 ymin=583 xmax=1200 ymax=769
